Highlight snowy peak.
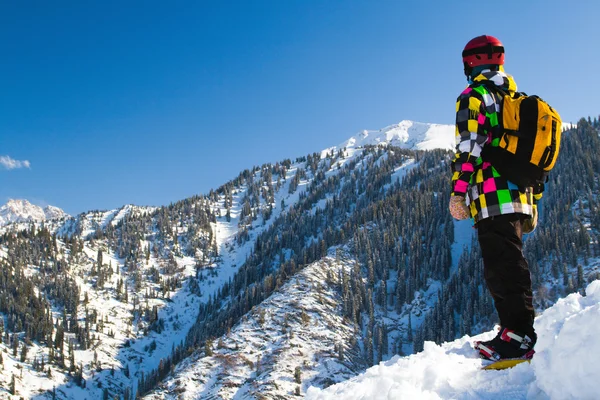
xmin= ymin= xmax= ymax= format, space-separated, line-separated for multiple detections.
xmin=0 ymin=199 xmax=69 ymax=226
xmin=332 ymin=120 xmax=454 ymax=153
xmin=44 ymin=205 xmax=68 ymax=220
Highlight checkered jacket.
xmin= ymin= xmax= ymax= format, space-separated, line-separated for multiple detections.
xmin=450 ymin=70 xmax=537 ymax=224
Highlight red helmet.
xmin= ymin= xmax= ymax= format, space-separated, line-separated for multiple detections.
xmin=462 ymin=35 xmax=505 ymax=67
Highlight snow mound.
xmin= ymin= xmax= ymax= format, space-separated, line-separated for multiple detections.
xmin=533 ymin=280 xmax=600 ymax=400
xmin=306 ymin=280 xmax=600 ymax=400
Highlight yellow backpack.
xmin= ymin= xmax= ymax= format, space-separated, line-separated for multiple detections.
xmin=482 ymin=85 xmax=562 ymax=192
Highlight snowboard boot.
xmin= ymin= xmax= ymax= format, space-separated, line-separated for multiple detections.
xmin=475 ymin=328 xmax=536 ymax=361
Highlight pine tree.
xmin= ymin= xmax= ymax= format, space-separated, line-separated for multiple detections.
xmin=577 ymin=265 xmax=585 ymax=289
xmin=68 ymin=340 xmax=76 ymax=373
xmin=12 ymin=334 xmax=18 ymax=357
xmin=294 ymin=366 xmax=302 ymax=384
xmin=20 ymin=342 xmax=28 ymax=362
xmin=205 ymin=339 xmax=214 ymax=356
xmin=10 ymin=373 xmax=16 ymax=395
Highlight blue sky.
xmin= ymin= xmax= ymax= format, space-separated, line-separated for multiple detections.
xmin=1 ymin=1 xmax=598 ymax=215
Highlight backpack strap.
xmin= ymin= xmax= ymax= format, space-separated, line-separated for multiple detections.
xmin=475 ymin=82 xmax=542 ymax=193
xmin=474 ymin=81 xmax=547 ymax=195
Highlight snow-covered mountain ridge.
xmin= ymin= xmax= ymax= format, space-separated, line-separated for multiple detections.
xmin=1 ymin=119 xmax=452 ymax=230
xmin=324 ymin=120 xmax=454 ymax=156
xmin=0 ymin=198 xmax=69 ymax=226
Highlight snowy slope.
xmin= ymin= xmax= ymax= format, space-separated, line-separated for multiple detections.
xmin=324 ymin=120 xmax=454 ymax=156
xmin=306 ymin=280 xmax=600 ymax=400
xmin=0 ymin=199 xmax=69 ymax=226
xmin=145 ymin=247 xmax=452 ymax=399
xmin=147 ymin=252 xmax=365 ymax=399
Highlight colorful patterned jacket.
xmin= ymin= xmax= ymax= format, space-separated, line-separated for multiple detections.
xmin=451 ymin=70 xmax=539 ymax=224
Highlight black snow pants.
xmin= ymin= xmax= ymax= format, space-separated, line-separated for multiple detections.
xmin=476 ymin=213 xmax=536 ymax=339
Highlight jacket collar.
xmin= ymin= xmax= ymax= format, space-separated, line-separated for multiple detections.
xmin=472 ymin=70 xmax=517 ymax=95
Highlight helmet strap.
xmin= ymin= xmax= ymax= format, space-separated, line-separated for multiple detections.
xmin=464 ymin=63 xmax=473 ymax=79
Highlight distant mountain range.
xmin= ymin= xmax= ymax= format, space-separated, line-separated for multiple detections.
xmin=0 ymin=198 xmax=69 ymax=226
xmin=0 ymin=120 xmax=454 ymax=228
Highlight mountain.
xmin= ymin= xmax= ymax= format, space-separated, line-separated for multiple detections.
xmin=143 ymin=118 xmax=599 ymax=399
xmin=0 ymin=118 xmax=598 ymax=400
xmin=0 ymin=199 xmax=69 ymax=226
xmin=147 ymin=253 xmax=366 ymax=399
xmin=306 ymin=280 xmax=600 ymax=400
xmin=324 ymin=120 xmax=455 ymax=154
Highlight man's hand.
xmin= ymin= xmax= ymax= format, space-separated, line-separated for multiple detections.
xmin=449 ymin=195 xmax=470 ymax=220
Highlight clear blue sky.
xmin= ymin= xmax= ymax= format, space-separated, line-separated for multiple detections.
xmin=1 ymin=1 xmax=598 ymax=215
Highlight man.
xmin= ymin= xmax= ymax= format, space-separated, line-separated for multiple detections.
xmin=449 ymin=35 xmax=538 ymax=361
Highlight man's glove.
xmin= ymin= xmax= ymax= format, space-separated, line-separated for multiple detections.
xmin=449 ymin=196 xmax=470 ymax=220
xmin=523 ymin=204 xmax=538 ymax=234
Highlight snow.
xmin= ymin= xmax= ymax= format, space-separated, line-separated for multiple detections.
xmin=306 ymin=280 xmax=600 ymax=400
xmin=0 ymin=198 xmax=69 ymax=226
xmin=324 ymin=120 xmax=454 ymax=155
xmin=533 ymin=281 xmax=600 ymax=400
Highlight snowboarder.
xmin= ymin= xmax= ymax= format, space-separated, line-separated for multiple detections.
xmin=449 ymin=35 xmax=538 ymax=361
